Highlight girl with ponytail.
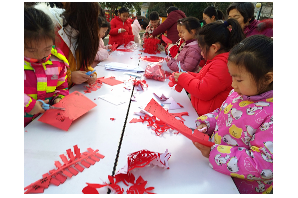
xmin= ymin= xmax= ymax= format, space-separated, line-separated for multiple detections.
xmin=173 ymin=19 xmax=245 ymax=116
xmin=203 ymin=6 xmax=225 ymax=24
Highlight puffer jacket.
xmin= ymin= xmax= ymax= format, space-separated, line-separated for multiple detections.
xmin=131 ymin=19 xmax=142 ymax=44
xmin=152 ymin=10 xmax=186 ymax=43
xmin=94 ymin=38 xmax=109 ymax=62
xmin=24 ymin=47 xmax=69 ymax=127
xmin=177 ymin=52 xmax=232 ymax=116
xmin=108 ymin=16 xmax=133 ymax=45
xmin=167 ymin=40 xmax=202 ymax=72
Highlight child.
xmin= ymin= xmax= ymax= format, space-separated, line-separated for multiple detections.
xmin=94 ymin=16 xmax=111 ymax=63
xmin=166 ymin=18 xmax=186 ymax=60
xmin=24 ymin=6 xmax=69 ymax=127
xmin=203 ymin=6 xmax=224 ymax=24
xmin=173 ymin=19 xmax=245 ymax=116
xmin=166 ymin=17 xmax=203 ymax=72
xmin=142 ymin=11 xmax=161 ymax=41
xmin=131 ymin=16 xmax=148 ymax=45
xmin=108 ymin=7 xmax=134 ymax=46
xmin=193 ymin=35 xmax=273 ymax=194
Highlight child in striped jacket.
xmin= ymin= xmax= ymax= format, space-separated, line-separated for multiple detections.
xmin=24 ymin=6 xmax=69 ymax=127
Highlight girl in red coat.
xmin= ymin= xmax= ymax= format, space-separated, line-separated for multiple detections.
xmin=108 ymin=7 xmax=134 ymax=46
xmin=174 ymin=19 xmax=245 ymax=116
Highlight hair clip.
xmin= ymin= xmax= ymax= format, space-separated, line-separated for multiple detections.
xmin=200 ymin=22 xmax=204 ymax=27
xmin=223 ymin=21 xmax=229 ymax=27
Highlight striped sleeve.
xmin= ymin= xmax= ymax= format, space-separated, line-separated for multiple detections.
xmin=24 ymin=94 xmax=36 ymax=113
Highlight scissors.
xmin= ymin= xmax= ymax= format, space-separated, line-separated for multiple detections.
xmin=178 ymin=61 xmax=186 ymax=73
xmin=37 ymin=99 xmax=65 ymax=111
xmin=86 ymin=69 xmax=96 ymax=77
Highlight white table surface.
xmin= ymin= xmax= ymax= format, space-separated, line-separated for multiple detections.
xmin=115 ymin=50 xmax=240 ymax=194
xmin=24 ymin=51 xmax=138 ymax=194
xmin=24 ymin=46 xmax=239 ymax=194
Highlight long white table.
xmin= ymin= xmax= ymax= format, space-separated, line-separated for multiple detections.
xmin=24 ymin=46 xmax=239 ymax=194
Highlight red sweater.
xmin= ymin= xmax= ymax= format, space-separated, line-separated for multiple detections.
xmin=108 ymin=16 xmax=133 ymax=45
xmin=177 ymin=52 xmax=232 ymax=116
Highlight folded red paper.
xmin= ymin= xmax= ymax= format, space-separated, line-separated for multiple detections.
xmin=144 ymin=98 xmax=215 ymax=147
xmin=38 ymin=91 xmax=97 ymax=131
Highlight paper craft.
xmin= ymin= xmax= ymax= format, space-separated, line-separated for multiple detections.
xmin=163 ymin=97 xmax=183 ymax=110
xmin=115 ymin=49 xmax=133 ymax=52
xmin=168 ymin=73 xmax=183 ymax=92
xmin=38 ymin=91 xmax=97 ymax=131
xmin=105 ymin=62 xmax=145 ymax=73
xmin=140 ymin=56 xmax=165 ymax=63
xmin=161 ymin=35 xmax=172 ymax=44
xmin=24 ymin=145 xmax=105 ymax=194
xmin=98 ymin=94 xmax=127 ymax=106
xmin=133 ymin=79 xmax=148 ymax=91
xmin=110 ymin=118 xmax=115 ymax=121
xmin=153 ymin=93 xmax=168 ymax=101
xmin=111 ymin=43 xmax=119 ymax=51
xmin=84 ymin=78 xmax=103 ymax=93
xmin=143 ymin=38 xmax=161 ymax=54
xmin=144 ymin=63 xmax=166 ymax=81
xmin=82 ymin=149 xmax=170 ymax=194
xmin=170 ymin=112 xmax=189 ymax=122
xmin=144 ymin=98 xmax=215 ymax=147
xmin=98 ymin=76 xmax=123 ymax=86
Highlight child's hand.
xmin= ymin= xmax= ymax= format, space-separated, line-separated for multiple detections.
xmin=86 ymin=73 xmax=97 ymax=84
xmin=107 ymin=45 xmax=112 ymax=50
xmin=196 ymin=123 xmax=207 ymax=133
xmin=120 ymin=28 xmax=126 ymax=33
xmin=165 ymin=56 xmax=171 ymax=63
xmin=174 ymin=72 xmax=183 ymax=82
xmin=54 ymin=98 xmax=62 ymax=104
xmin=28 ymin=99 xmax=49 ymax=115
xmin=192 ymin=142 xmax=211 ymax=158
xmin=72 ymin=71 xmax=90 ymax=84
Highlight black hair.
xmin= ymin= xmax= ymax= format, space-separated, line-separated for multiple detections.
xmin=166 ymin=6 xmax=178 ymax=14
xmin=227 ymin=2 xmax=255 ymax=24
xmin=198 ymin=18 xmax=245 ymax=56
xmin=181 ymin=17 xmax=204 ymax=36
xmin=149 ymin=11 xmax=159 ymax=21
xmin=177 ymin=18 xmax=183 ymax=26
xmin=118 ymin=7 xmax=129 ymax=15
xmin=137 ymin=16 xmax=149 ymax=30
xmin=24 ymin=6 xmax=55 ymax=48
xmin=97 ymin=16 xmax=109 ymax=28
xmin=114 ymin=9 xmax=118 ymax=16
xmin=228 ymin=35 xmax=273 ymax=92
xmin=203 ymin=6 xmax=224 ymax=20
xmin=48 ymin=2 xmax=64 ymax=8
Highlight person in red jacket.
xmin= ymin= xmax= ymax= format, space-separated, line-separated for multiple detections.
xmin=108 ymin=7 xmax=134 ymax=46
xmin=173 ymin=19 xmax=245 ymax=116
xmin=152 ymin=6 xmax=186 ymax=43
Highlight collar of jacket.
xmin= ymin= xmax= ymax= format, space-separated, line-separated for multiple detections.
xmin=185 ymin=40 xmax=198 ymax=46
xmin=58 ymin=24 xmax=79 ymax=63
xmin=242 ymin=90 xmax=273 ymax=101
xmin=205 ymin=52 xmax=229 ymax=64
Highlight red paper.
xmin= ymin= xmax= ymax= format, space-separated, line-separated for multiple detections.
xmin=140 ymin=56 xmax=165 ymax=63
xmin=110 ymin=118 xmax=115 ymax=121
xmin=168 ymin=74 xmax=183 ymax=92
xmin=115 ymin=49 xmax=133 ymax=52
xmin=98 ymin=76 xmax=123 ymax=86
xmin=161 ymin=35 xmax=172 ymax=44
xmin=144 ymin=99 xmax=214 ymax=147
xmin=25 ymin=145 xmax=105 ymax=194
xmin=38 ymin=91 xmax=97 ymax=131
xmin=111 ymin=43 xmax=119 ymax=51
xmin=143 ymin=38 xmax=160 ymax=54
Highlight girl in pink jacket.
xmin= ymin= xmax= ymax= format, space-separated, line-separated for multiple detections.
xmin=194 ymin=35 xmax=273 ymax=194
xmin=94 ymin=16 xmax=112 ymax=63
xmin=166 ymin=17 xmax=203 ymax=72
xmin=24 ymin=6 xmax=69 ymax=127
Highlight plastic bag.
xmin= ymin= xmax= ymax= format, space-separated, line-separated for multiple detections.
xmin=144 ymin=63 xmax=166 ymax=82
xmin=143 ymin=38 xmax=161 ymax=54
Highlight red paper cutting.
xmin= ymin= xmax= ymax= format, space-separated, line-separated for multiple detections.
xmin=111 ymin=43 xmax=119 ymax=51
xmin=140 ymin=56 xmax=165 ymax=63
xmin=24 ymin=145 xmax=105 ymax=194
xmin=110 ymin=118 xmax=115 ymax=121
xmin=115 ymin=48 xmax=133 ymax=52
xmin=84 ymin=78 xmax=103 ymax=93
xmin=144 ymin=99 xmax=215 ymax=147
xmin=98 ymin=76 xmax=123 ymax=86
xmin=143 ymin=38 xmax=160 ymax=54
xmin=161 ymin=35 xmax=172 ymax=45
xmin=168 ymin=73 xmax=183 ymax=92
xmin=83 ymin=149 xmax=170 ymax=194
xmin=38 ymin=91 xmax=97 ymax=131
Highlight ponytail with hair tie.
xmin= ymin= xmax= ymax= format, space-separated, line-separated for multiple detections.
xmin=223 ymin=21 xmax=229 ymax=27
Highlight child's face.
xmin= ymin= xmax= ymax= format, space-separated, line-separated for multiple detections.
xmin=181 ymin=25 xmax=195 ymax=41
xmin=24 ymin=38 xmax=53 ymax=60
xmin=98 ymin=27 xmax=108 ymax=38
xmin=227 ymin=61 xmax=258 ymax=96
xmin=120 ymin=12 xmax=129 ymax=22
xmin=150 ymin=20 xmax=159 ymax=28
xmin=177 ymin=25 xmax=183 ymax=39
